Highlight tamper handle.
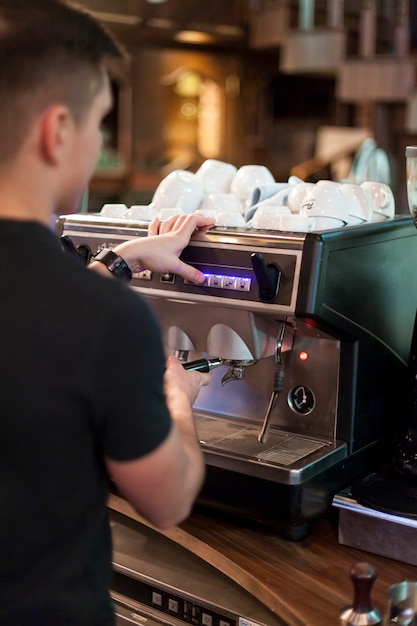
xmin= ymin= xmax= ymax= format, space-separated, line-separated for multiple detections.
xmin=340 ymin=562 xmax=382 ymax=625
xmin=351 ymin=562 xmax=377 ymax=612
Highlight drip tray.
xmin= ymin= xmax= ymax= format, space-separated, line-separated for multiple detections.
xmin=196 ymin=415 xmax=326 ymax=465
xmin=194 ymin=415 xmax=347 ymax=485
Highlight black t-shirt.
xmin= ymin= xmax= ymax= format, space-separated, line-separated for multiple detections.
xmin=0 ymin=219 xmax=172 ymax=625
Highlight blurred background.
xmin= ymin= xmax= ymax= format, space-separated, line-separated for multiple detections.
xmin=75 ymin=0 xmax=417 ymax=213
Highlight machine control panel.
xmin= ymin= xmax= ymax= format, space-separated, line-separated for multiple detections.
xmin=173 ymin=243 xmax=298 ymax=307
xmin=112 ymin=572 xmax=237 ymax=626
xmin=110 ymin=511 xmax=282 ymax=626
xmin=57 ymin=219 xmax=303 ymax=313
xmin=186 ymin=273 xmax=252 ymax=292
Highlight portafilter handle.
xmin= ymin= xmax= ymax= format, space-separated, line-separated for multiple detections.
xmin=182 ymin=358 xmax=223 ymax=373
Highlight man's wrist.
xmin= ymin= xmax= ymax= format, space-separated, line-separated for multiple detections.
xmin=93 ymin=249 xmax=132 ymax=282
xmin=112 ymin=240 xmax=146 ymax=273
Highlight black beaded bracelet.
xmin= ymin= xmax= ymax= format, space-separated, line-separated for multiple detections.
xmin=93 ymin=249 xmax=133 ymax=283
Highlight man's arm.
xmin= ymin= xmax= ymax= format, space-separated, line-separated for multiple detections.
xmin=90 ymin=213 xmax=215 ymax=284
xmin=105 ymin=355 xmax=209 ymax=529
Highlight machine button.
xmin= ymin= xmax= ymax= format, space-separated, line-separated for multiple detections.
xmin=133 ymin=269 xmax=152 ymax=280
xmin=168 ymin=599 xmax=179 ymax=613
xmin=160 ymin=272 xmax=175 ymax=283
xmin=202 ymin=613 xmax=212 ymax=626
xmin=236 ymin=277 xmax=251 ymax=292
xmin=152 ymin=591 xmax=162 ymax=606
xmin=219 ymin=621 xmax=232 ymax=626
xmin=208 ymin=274 xmax=224 ymax=288
xmin=223 ymin=276 xmax=236 ymax=290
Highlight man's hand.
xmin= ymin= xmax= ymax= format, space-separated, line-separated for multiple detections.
xmin=164 ymin=354 xmax=211 ymax=410
xmin=114 ymin=213 xmax=215 ymax=284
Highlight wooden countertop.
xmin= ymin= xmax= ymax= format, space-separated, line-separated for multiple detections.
xmin=108 ymin=493 xmax=417 ymax=625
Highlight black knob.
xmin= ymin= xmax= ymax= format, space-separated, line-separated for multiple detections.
xmin=60 ymin=236 xmax=91 ymax=265
xmin=76 ymin=244 xmax=92 ymax=265
xmin=250 ymin=252 xmax=281 ymax=303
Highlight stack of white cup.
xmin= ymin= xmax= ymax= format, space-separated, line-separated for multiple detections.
xmin=196 ymin=161 xmax=275 ymax=227
xmin=97 ymin=160 xmax=395 ymax=233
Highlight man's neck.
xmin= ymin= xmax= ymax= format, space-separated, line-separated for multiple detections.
xmin=0 ymin=163 xmax=54 ymax=228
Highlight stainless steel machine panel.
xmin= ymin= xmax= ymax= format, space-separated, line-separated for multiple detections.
xmin=56 ymin=215 xmax=417 ymax=535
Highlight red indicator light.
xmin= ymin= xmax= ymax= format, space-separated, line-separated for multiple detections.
xmin=299 ymin=351 xmax=308 ymax=361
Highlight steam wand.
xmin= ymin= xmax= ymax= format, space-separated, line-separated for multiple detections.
xmin=258 ymin=321 xmax=286 ymax=444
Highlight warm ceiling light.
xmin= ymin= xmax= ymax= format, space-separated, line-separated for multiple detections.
xmin=173 ymin=71 xmax=202 ymax=97
xmin=174 ymin=30 xmax=215 ymax=44
xmin=146 ymin=0 xmax=168 ymax=3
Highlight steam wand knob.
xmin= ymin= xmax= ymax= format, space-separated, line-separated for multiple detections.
xmin=250 ymin=253 xmax=281 ymax=303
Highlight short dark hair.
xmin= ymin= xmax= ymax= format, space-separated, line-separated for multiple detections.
xmin=0 ymin=0 xmax=127 ymax=162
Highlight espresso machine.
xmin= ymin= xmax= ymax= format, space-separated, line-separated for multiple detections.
xmin=56 ymin=213 xmax=417 ymax=539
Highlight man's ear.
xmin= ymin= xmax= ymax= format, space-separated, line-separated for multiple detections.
xmin=39 ymin=105 xmax=72 ymax=165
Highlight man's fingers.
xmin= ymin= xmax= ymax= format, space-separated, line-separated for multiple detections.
xmin=174 ymin=259 xmax=207 ymax=284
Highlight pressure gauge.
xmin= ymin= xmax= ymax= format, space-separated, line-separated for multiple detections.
xmin=288 ymin=385 xmax=315 ymax=415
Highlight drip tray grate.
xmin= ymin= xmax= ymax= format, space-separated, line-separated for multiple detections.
xmin=195 ymin=416 xmax=327 ymax=466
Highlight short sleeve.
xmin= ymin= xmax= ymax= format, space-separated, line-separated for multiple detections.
xmin=88 ymin=287 xmax=172 ymax=461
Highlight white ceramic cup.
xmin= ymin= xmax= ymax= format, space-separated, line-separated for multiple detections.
xmin=195 ymin=209 xmax=218 ymax=219
xmin=360 ymin=181 xmax=395 ymax=220
xmin=124 ymin=205 xmax=156 ymax=221
xmin=340 ymin=183 xmax=373 ymax=225
xmin=277 ymin=214 xmax=315 ymax=232
xmin=251 ymin=205 xmax=291 ymax=230
xmin=230 ymin=165 xmax=275 ymax=204
xmin=195 ymin=159 xmax=238 ymax=194
xmin=152 ymin=170 xmax=205 ymax=214
xmin=287 ymin=182 xmax=315 ymax=214
xmin=159 ymin=208 xmax=184 ymax=221
xmin=216 ymin=211 xmax=245 ymax=227
xmin=301 ymin=180 xmax=349 ymax=230
xmin=99 ymin=203 xmax=128 ymax=218
xmin=200 ymin=193 xmax=244 ymax=215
